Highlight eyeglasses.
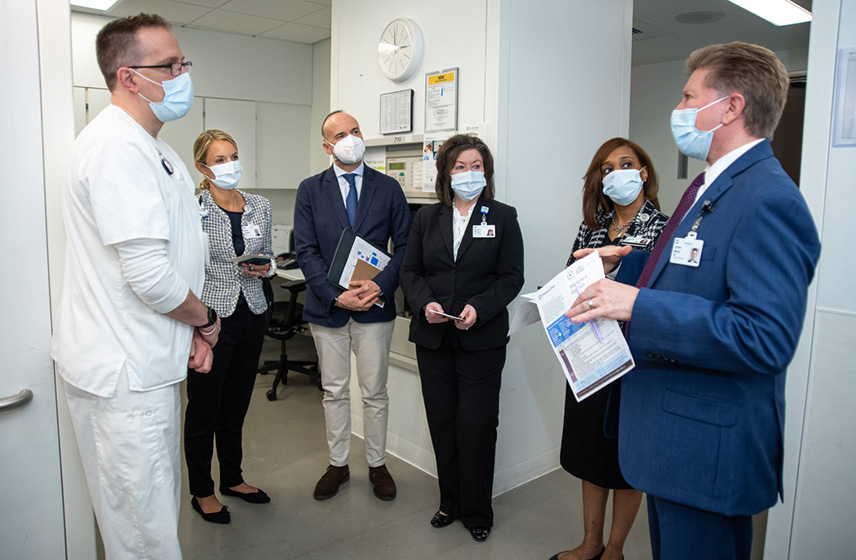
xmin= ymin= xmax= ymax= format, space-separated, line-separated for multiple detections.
xmin=128 ymin=61 xmax=192 ymax=77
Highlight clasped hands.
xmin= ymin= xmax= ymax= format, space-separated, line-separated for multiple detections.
xmin=335 ymin=279 xmax=382 ymax=312
xmin=565 ymin=245 xmax=639 ymax=324
xmin=188 ymin=317 xmax=221 ymax=374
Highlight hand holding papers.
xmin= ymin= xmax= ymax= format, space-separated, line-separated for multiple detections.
xmin=509 ymin=251 xmax=635 ymax=402
xmin=327 ymin=229 xmax=391 ymax=309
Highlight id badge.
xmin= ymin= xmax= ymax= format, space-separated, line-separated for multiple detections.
xmin=242 ymin=224 xmax=262 ymax=238
xmin=473 ymin=224 xmax=496 ymax=238
xmin=622 ymin=235 xmax=650 ymax=248
xmin=670 ymin=232 xmax=703 ymax=267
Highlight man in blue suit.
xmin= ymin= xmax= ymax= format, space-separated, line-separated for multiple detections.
xmin=294 ymin=111 xmax=411 ymax=502
xmin=568 ymin=43 xmax=821 ymax=560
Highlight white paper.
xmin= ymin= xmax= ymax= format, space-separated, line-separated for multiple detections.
xmin=337 ymin=237 xmax=390 ymax=308
xmin=509 ymin=251 xmax=635 ymax=401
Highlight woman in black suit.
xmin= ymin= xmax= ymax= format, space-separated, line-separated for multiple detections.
xmin=400 ymin=134 xmax=524 ymax=543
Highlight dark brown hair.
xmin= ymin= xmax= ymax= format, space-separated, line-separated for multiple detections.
xmin=686 ymin=42 xmax=789 ymax=138
xmin=581 ymin=138 xmax=660 ymax=230
xmin=96 ymin=13 xmax=172 ymax=91
xmin=434 ymin=134 xmax=495 ymax=206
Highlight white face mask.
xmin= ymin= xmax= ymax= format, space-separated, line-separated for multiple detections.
xmin=132 ymin=70 xmax=194 ymax=122
xmin=602 ymin=168 xmax=644 ymax=207
xmin=671 ymin=96 xmax=728 ymax=161
xmin=203 ymin=160 xmax=243 ymax=190
xmin=450 ymin=170 xmax=487 ymax=202
xmin=326 ymin=134 xmax=366 ymax=164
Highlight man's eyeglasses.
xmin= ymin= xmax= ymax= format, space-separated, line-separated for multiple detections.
xmin=128 ymin=61 xmax=192 ymax=77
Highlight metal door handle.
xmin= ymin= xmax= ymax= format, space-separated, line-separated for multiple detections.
xmin=0 ymin=389 xmax=33 ymax=413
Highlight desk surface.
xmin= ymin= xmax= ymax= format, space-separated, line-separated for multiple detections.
xmin=275 ymin=267 xmax=305 ymax=281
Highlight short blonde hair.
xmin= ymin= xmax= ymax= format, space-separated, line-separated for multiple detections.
xmin=686 ymin=42 xmax=789 ymax=138
xmin=193 ymin=130 xmax=238 ymax=190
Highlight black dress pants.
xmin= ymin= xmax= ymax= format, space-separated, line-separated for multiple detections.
xmin=416 ymin=325 xmax=506 ymax=528
xmin=184 ymin=303 xmax=266 ymax=498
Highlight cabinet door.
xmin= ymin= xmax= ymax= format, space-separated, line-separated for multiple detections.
xmin=256 ymin=102 xmax=311 ymax=189
xmin=157 ymin=97 xmax=204 ymax=185
xmin=204 ymin=98 xmax=256 ymax=189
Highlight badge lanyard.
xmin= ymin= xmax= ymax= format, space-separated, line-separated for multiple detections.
xmin=670 ymin=198 xmax=714 ymax=267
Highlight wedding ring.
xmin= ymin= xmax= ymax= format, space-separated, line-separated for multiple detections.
xmin=588 ymin=299 xmax=595 ymax=309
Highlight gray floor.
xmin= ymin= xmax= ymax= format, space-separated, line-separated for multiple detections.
xmin=175 ymin=334 xmax=757 ymax=559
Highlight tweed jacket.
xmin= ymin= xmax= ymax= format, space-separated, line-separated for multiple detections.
xmin=567 ymin=199 xmax=669 ymax=266
xmin=198 ymin=189 xmax=274 ymax=317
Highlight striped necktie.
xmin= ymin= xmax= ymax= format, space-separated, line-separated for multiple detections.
xmin=635 ymin=172 xmax=705 ymax=290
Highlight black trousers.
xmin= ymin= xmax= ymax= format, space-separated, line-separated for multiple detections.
xmin=184 ymin=303 xmax=266 ymax=498
xmin=416 ymin=325 xmax=506 ymax=529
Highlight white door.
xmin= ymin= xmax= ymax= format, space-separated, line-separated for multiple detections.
xmin=0 ymin=0 xmax=67 ymax=557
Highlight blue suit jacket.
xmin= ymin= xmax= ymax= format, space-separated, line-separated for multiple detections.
xmin=614 ymin=140 xmax=820 ymax=516
xmin=293 ymin=165 xmax=411 ymax=327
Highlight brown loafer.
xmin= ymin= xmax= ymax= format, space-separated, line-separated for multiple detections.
xmin=369 ymin=464 xmax=397 ymax=501
xmin=313 ymin=464 xmax=350 ymax=500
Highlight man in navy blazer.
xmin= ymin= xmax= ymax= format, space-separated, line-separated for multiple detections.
xmin=568 ymin=43 xmax=820 ymax=559
xmin=294 ymin=111 xmax=410 ymax=502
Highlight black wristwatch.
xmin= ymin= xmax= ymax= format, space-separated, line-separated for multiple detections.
xmin=197 ymin=306 xmax=218 ymax=329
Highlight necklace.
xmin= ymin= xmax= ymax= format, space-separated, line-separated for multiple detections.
xmin=611 ymin=214 xmax=633 ymax=233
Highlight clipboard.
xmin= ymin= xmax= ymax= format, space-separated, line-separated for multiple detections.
xmin=326 ymin=229 xmax=392 ymax=290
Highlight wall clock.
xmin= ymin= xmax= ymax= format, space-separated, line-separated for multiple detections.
xmin=377 ymin=18 xmax=424 ymax=82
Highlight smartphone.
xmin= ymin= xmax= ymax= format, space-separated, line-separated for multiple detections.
xmin=428 ymin=309 xmax=464 ymax=321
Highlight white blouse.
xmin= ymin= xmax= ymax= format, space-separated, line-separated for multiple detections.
xmin=452 ymin=202 xmax=477 ymax=260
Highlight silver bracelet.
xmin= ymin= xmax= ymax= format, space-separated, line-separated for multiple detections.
xmin=198 ymin=324 xmax=217 ymax=336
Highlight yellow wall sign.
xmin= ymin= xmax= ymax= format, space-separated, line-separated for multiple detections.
xmin=428 ymin=72 xmax=455 ymax=85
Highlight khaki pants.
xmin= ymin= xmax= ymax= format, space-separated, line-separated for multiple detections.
xmin=310 ymin=319 xmax=395 ymax=467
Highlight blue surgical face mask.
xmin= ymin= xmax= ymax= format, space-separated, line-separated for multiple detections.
xmin=602 ymin=168 xmax=644 ymax=207
xmin=671 ymin=96 xmax=728 ymax=160
xmin=133 ymin=70 xmax=194 ymax=122
xmin=204 ymin=160 xmax=243 ymax=190
xmin=450 ymin=170 xmax=487 ymax=202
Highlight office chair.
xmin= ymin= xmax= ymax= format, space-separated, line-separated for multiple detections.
xmin=259 ymin=277 xmax=321 ymax=401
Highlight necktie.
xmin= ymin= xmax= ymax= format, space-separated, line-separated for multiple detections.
xmin=344 ymin=173 xmax=358 ymax=227
xmin=635 ymin=172 xmax=705 ymax=290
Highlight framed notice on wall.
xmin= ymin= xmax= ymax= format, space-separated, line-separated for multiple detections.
xmin=425 ymin=68 xmax=458 ymax=133
xmin=379 ymin=89 xmax=413 ymax=135
xmin=833 ymin=47 xmax=856 ymax=147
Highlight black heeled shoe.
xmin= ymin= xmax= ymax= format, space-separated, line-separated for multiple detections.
xmin=469 ymin=527 xmax=490 ymax=542
xmin=430 ymin=510 xmax=456 ymax=528
xmin=220 ymin=486 xmax=271 ymax=504
xmin=191 ymin=496 xmax=231 ymax=524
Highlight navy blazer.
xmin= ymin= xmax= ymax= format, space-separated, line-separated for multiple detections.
xmin=294 ymin=165 xmax=411 ymax=327
xmin=613 ymin=140 xmax=821 ymax=516
xmin=400 ymin=196 xmax=525 ymax=351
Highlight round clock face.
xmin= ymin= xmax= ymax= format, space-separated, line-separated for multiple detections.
xmin=378 ymin=18 xmax=423 ymax=82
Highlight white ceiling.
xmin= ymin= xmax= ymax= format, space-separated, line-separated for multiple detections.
xmin=71 ymin=0 xmax=812 ymax=63
xmin=632 ymin=0 xmax=812 ymax=65
xmin=72 ymin=0 xmax=332 ymax=44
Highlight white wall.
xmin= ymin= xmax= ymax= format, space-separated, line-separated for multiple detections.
xmin=765 ymin=1 xmax=856 ymax=557
xmin=332 ymin=0 xmax=632 ymax=494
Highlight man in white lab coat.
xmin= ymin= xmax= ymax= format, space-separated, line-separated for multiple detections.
xmin=52 ymin=14 xmax=217 ymax=559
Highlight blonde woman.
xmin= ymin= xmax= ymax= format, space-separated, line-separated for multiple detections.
xmin=185 ymin=130 xmax=274 ymax=523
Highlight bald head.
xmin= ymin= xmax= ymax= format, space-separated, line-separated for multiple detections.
xmin=321 ymin=111 xmax=361 ymax=144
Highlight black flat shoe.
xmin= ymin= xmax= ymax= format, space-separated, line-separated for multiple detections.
xmin=220 ymin=486 xmax=271 ymax=504
xmin=548 ymin=547 xmax=604 ymax=560
xmin=191 ymin=496 xmax=230 ymax=524
xmin=430 ymin=510 xmax=456 ymax=528
xmin=469 ymin=527 xmax=490 ymax=542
